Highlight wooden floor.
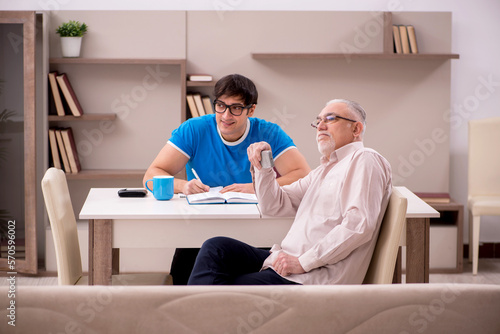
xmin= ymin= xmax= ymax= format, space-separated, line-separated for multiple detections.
xmin=2 ymin=258 xmax=500 ymax=286
xmin=428 ymin=258 xmax=500 ymax=284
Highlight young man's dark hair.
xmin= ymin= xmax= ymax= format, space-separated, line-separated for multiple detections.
xmin=213 ymin=74 xmax=258 ymax=106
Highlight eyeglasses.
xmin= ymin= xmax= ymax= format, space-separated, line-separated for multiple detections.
xmin=311 ymin=114 xmax=358 ymax=128
xmin=213 ymin=100 xmax=253 ymax=116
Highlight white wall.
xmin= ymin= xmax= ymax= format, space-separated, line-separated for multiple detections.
xmin=3 ymin=0 xmax=500 ymax=242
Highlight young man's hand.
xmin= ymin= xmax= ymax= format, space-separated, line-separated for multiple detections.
xmin=182 ymin=179 xmax=210 ymax=195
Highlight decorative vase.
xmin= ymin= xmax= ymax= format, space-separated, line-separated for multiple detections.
xmin=60 ymin=37 xmax=82 ymax=57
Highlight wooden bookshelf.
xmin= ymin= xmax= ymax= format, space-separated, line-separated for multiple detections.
xmin=187 ymin=80 xmax=216 ymax=87
xmin=65 ymin=169 xmax=146 ymax=180
xmin=49 ymin=58 xmax=186 ymax=65
xmin=48 ymin=57 xmax=187 ymax=180
xmin=48 ymin=114 xmax=117 ymax=122
xmin=252 ymin=53 xmax=460 ymax=60
xmin=252 ymin=12 xmax=459 ymax=61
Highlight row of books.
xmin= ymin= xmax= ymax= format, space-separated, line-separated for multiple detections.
xmin=393 ymin=25 xmax=418 ymax=54
xmin=48 ymin=71 xmax=84 ymax=117
xmin=1 ymin=239 xmax=25 ymax=258
xmin=48 ymin=127 xmax=82 ymax=174
xmin=186 ymin=93 xmax=213 ymax=118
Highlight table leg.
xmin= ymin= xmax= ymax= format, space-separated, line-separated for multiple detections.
xmin=405 ymin=217 xmax=430 ymax=283
xmin=112 ymin=248 xmax=120 ymax=275
xmin=392 ymin=247 xmax=402 ymax=284
xmin=88 ymin=219 xmax=113 ymax=285
xmin=88 ymin=219 xmax=94 ymax=285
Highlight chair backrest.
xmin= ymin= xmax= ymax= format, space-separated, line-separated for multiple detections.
xmin=363 ymin=187 xmax=407 ymax=284
xmin=41 ymin=167 xmax=83 ymax=285
xmin=468 ymin=117 xmax=500 ymax=198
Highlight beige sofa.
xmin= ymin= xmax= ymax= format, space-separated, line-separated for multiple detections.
xmin=1 ymin=284 xmax=499 ymax=333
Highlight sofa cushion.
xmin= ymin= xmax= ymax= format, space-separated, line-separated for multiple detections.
xmin=1 ymin=284 xmax=498 ymax=333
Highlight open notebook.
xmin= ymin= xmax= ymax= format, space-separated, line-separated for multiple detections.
xmin=186 ymin=187 xmax=258 ymax=205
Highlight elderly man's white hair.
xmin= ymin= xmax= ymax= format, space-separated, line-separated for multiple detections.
xmin=325 ymin=99 xmax=366 ymax=125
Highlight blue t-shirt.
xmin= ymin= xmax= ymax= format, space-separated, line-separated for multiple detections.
xmin=168 ymin=114 xmax=295 ymax=187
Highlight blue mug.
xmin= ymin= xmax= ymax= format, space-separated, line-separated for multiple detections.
xmin=145 ymin=175 xmax=174 ymax=200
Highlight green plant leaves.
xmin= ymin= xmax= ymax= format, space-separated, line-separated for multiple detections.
xmin=56 ymin=20 xmax=88 ymax=37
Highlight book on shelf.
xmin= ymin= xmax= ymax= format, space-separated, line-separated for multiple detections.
xmin=48 ymin=128 xmax=62 ymax=170
xmin=407 ymin=25 xmax=418 ymax=54
xmin=392 ymin=25 xmax=402 ymax=54
xmin=1 ymin=250 xmax=25 ymax=258
xmin=0 ymin=238 xmax=25 ymax=252
xmin=193 ymin=93 xmax=206 ymax=116
xmin=186 ymin=187 xmax=258 ymax=205
xmin=48 ymin=71 xmax=66 ymax=116
xmin=187 ymin=74 xmax=213 ymax=82
xmin=202 ymin=96 xmax=213 ymax=114
xmin=54 ymin=128 xmax=71 ymax=173
xmin=60 ymin=127 xmax=82 ymax=174
xmin=51 ymin=127 xmax=81 ymax=174
xmin=186 ymin=93 xmax=200 ymax=118
xmin=56 ymin=73 xmax=84 ymax=117
xmin=398 ymin=25 xmax=411 ymax=54
xmin=0 ymin=238 xmax=25 ymax=258
xmin=414 ymin=192 xmax=451 ymax=204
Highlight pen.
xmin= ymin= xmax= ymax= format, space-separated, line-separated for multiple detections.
xmin=191 ymin=168 xmax=202 ymax=183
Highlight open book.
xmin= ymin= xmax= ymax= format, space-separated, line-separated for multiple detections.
xmin=186 ymin=187 xmax=258 ymax=205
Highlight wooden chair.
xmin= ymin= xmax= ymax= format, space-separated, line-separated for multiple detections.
xmin=468 ymin=117 xmax=500 ymax=275
xmin=363 ymin=187 xmax=407 ymax=284
xmin=41 ymin=167 xmax=170 ymax=285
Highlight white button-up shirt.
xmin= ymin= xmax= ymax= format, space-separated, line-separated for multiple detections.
xmin=255 ymin=142 xmax=392 ymax=285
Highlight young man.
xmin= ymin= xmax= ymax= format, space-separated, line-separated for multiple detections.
xmin=144 ymin=74 xmax=310 ymax=284
xmin=188 ymin=99 xmax=393 ymax=285
xmin=144 ymin=73 xmax=310 ymax=195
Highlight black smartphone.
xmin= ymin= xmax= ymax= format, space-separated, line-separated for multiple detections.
xmin=118 ymin=188 xmax=147 ymax=198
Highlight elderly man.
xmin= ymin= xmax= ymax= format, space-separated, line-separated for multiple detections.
xmin=188 ymin=99 xmax=392 ymax=285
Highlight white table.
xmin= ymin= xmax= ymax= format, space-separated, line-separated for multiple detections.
xmin=80 ymin=186 xmax=438 ymax=285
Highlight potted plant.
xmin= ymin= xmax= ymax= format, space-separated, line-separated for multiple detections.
xmin=56 ymin=20 xmax=88 ymax=57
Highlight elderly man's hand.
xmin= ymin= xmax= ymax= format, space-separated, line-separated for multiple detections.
xmin=247 ymin=141 xmax=272 ymax=170
xmin=272 ymin=252 xmax=305 ymax=277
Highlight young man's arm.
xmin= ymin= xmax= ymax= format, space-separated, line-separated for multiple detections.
xmin=143 ymin=143 xmax=209 ymax=194
xmin=273 ymin=148 xmax=311 ymax=186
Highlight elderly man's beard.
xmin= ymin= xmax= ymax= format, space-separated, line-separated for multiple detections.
xmin=316 ymin=131 xmax=336 ymax=157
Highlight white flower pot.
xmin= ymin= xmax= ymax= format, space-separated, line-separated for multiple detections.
xmin=60 ymin=37 xmax=82 ymax=57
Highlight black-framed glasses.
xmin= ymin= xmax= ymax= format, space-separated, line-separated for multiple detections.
xmin=213 ymin=100 xmax=253 ymax=116
xmin=311 ymin=114 xmax=358 ymax=128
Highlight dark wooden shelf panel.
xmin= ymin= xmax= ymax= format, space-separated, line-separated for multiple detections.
xmin=48 ymin=114 xmax=117 ymax=122
xmin=252 ymin=53 xmax=460 ymax=60
xmin=65 ymin=169 xmax=146 ymax=180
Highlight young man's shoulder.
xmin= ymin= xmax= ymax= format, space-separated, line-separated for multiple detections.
xmin=177 ymin=114 xmax=216 ymax=133
xmin=249 ymin=116 xmax=280 ymax=127
xmin=185 ymin=114 xmax=216 ymax=126
xmin=249 ymin=117 xmax=288 ymax=137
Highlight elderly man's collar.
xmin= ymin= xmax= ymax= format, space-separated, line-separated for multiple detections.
xmin=321 ymin=142 xmax=364 ymax=164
